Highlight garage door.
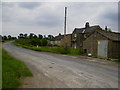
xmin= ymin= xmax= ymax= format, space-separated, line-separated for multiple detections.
xmin=98 ymin=40 xmax=108 ymax=58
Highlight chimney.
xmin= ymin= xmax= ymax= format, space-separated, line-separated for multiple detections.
xmin=59 ymin=33 xmax=61 ymax=36
xmin=105 ymin=26 xmax=107 ymax=31
xmin=85 ymin=22 xmax=90 ymax=28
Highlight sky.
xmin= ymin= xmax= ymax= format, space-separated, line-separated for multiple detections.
xmin=1 ymin=2 xmax=119 ymax=37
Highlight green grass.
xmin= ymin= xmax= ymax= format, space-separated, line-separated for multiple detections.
xmin=13 ymin=41 xmax=85 ymax=56
xmin=2 ymin=49 xmax=33 ymax=89
xmin=0 ymin=47 xmax=2 ymax=89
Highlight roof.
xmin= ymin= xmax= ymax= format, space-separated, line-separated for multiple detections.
xmin=74 ymin=25 xmax=100 ymax=34
xmin=97 ymin=30 xmax=120 ymax=41
xmin=51 ymin=34 xmax=72 ymax=41
xmin=51 ymin=35 xmax=64 ymax=41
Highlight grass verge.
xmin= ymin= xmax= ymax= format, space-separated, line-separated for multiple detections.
xmin=13 ymin=41 xmax=85 ymax=56
xmin=2 ymin=49 xmax=33 ymax=89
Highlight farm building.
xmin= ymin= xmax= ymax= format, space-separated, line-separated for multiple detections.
xmin=83 ymin=30 xmax=120 ymax=59
xmin=50 ymin=33 xmax=72 ymax=47
xmin=71 ymin=22 xmax=102 ymax=48
xmin=50 ymin=33 xmax=64 ymax=46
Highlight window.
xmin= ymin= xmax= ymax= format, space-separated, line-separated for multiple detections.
xmin=55 ymin=41 xmax=58 ymax=44
xmin=84 ymin=49 xmax=87 ymax=53
xmin=51 ymin=41 xmax=53 ymax=44
xmin=74 ymin=34 xmax=77 ymax=37
xmin=82 ymin=29 xmax=86 ymax=33
xmin=58 ymin=41 xmax=60 ymax=44
xmin=84 ymin=34 xmax=87 ymax=38
xmin=94 ymin=34 xmax=96 ymax=37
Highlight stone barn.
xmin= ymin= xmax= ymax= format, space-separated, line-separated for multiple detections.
xmin=83 ymin=30 xmax=120 ymax=59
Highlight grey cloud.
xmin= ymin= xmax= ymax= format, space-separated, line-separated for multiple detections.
xmin=102 ymin=11 xmax=118 ymax=22
xmin=18 ymin=2 xmax=41 ymax=9
xmin=36 ymin=14 xmax=63 ymax=27
xmin=2 ymin=2 xmax=15 ymax=7
xmin=15 ymin=13 xmax=63 ymax=28
xmin=2 ymin=2 xmax=118 ymax=36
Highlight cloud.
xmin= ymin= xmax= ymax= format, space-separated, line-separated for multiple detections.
xmin=18 ymin=2 xmax=41 ymax=9
xmin=2 ymin=2 xmax=15 ymax=7
xmin=35 ymin=13 xmax=63 ymax=27
xmin=2 ymin=2 xmax=118 ymax=36
xmin=101 ymin=8 xmax=118 ymax=22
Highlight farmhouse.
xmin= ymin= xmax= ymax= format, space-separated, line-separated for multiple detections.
xmin=71 ymin=22 xmax=101 ymax=48
xmin=50 ymin=33 xmax=72 ymax=47
xmin=50 ymin=33 xmax=64 ymax=46
xmin=83 ymin=30 xmax=120 ymax=59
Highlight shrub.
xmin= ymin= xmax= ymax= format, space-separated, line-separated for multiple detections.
xmin=41 ymin=39 xmax=48 ymax=46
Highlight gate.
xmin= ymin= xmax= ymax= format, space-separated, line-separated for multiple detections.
xmin=98 ymin=40 xmax=108 ymax=58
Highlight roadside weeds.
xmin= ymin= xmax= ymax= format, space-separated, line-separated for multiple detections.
xmin=2 ymin=49 xmax=33 ymax=89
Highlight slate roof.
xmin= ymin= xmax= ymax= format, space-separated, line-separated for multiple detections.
xmin=51 ymin=34 xmax=72 ymax=41
xmin=74 ymin=25 xmax=100 ymax=34
xmin=51 ymin=35 xmax=64 ymax=41
xmin=97 ymin=30 xmax=120 ymax=41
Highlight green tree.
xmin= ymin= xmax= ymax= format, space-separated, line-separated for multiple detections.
xmin=0 ymin=35 xmax=2 ymax=41
xmin=3 ymin=36 xmax=7 ymax=40
xmin=41 ymin=39 xmax=48 ymax=46
xmin=24 ymin=33 xmax=28 ymax=39
xmin=18 ymin=33 xmax=24 ymax=39
xmin=33 ymin=35 xmax=38 ymax=38
xmin=8 ymin=35 xmax=12 ymax=40
xmin=48 ymin=35 xmax=54 ymax=40
xmin=38 ymin=34 xmax=43 ymax=39
xmin=29 ymin=33 xmax=34 ymax=39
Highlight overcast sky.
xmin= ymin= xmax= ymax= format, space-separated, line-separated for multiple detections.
xmin=1 ymin=2 xmax=118 ymax=37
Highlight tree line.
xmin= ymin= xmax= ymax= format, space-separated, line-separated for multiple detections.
xmin=0 ymin=35 xmax=17 ymax=41
xmin=0 ymin=33 xmax=54 ymax=41
xmin=12 ymin=33 xmax=54 ymax=46
xmin=18 ymin=33 xmax=54 ymax=40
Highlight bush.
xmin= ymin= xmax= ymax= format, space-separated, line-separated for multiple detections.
xmin=59 ymin=47 xmax=70 ymax=54
xmin=41 ymin=39 xmax=48 ymax=46
xmin=15 ymin=38 xmax=48 ymax=46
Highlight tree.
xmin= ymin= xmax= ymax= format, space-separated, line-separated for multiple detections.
xmin=38 ymin=34 xmax=43 ymax=39
xmin=43 ymin=35 xmax=47 ymax=39
xmin=3 ymin=36 xmax=7 ymax=40
xmin=11 ymin=37 xmax=17 ymax=40
xmin=48 ymin=35 xmax=54 ymax=40
xmin=29 ymin=33 xmax=34 ymax=39
xmin=8 ymin=35 xmax=12 ymax=40
xmin=33 ymin=34 xmax=38 ymax=38
xmin=41 ymin=39 xmax=48 ymax=46
xmin=18 ymin=33 xmax=24 ymax=39
xmin=24 ymin=33 xmax=28 ymax=39
xmin=0 ymin=35 xmax=2 ymax=41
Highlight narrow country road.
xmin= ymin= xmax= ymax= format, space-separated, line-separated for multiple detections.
xmin=3 ymin=41 xmax=118 ymax=88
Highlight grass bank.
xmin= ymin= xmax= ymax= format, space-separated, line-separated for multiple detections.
xmin=13 ymin=41 xmax=85 ymax=56
xmin=2 ymin=49 xmax=33 ymax=89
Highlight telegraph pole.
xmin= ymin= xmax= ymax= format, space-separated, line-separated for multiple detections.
xmin=64 ymin=7 xmax=67 ymax=47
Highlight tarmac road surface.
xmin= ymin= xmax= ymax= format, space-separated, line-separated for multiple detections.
xmin=3 ymin=41 xmax=118 ymax=88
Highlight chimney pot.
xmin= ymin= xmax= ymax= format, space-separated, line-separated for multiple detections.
xmin=59 ymin=33 xmax=61 ymax=36
xmin=105 ymin=26 xmax=107 ymax=31
xmin=85 ymin=22 xmax=90 ymax=28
